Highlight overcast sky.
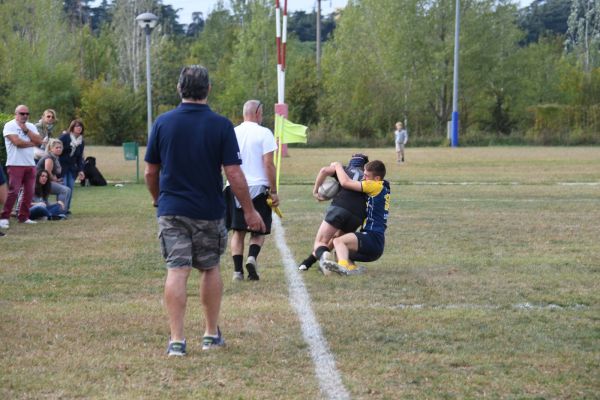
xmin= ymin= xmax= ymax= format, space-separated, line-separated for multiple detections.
xmin=93 ymin=0 xmax=536 ymax=25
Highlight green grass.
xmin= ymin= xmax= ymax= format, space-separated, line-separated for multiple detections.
xmin=1 ymin=147 xmax=599 ymax=399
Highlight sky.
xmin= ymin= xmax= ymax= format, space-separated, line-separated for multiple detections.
xmin=167 ymin=0 xmax=536 ymax=24
xmin=93 ymin=0 xmax=536 ymax=25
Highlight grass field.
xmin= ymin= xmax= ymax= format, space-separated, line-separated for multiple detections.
xmin=1 ymin=146 xmax=599 ymax=399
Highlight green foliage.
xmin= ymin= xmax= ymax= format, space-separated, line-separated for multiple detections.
xmin=518 ymin=0 xmax=572 ymax=44
xmin=0 ymin=113 xmax=13 ymax=170
xmin=527 ymin=104 xmax=600 ymax=144
xmin=81 ymin=79 xmax=145 ymax=145
xmin=217 ymin=0 xmax=277 ymax=123
xmin=0 ymin=0 xmax=81 ymax=122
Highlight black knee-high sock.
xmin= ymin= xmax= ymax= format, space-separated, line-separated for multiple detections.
xmin=315 ymin=246 xmax=330 ymax=259
xmin=248 ymin=244 xmax=261 ymax=259
xmin=233 ymin=255 xmax=243 ymax=272
xmin=301 ymin=254 xmax=317 ymax=268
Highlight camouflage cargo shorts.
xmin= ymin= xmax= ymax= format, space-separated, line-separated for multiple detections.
xmin=158 ymin=216 xmax=228 ymax=270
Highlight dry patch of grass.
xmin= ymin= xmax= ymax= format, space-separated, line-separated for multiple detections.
xmin=1 ymin=147 xmax=599 ymax=399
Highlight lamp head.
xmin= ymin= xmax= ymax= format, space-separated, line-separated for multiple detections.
xmin=136 ymin=12 xmax=158 ymax=30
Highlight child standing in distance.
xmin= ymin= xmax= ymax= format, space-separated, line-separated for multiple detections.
xmin=321 ymin=160 xmax=390 ymax=276
xmin=394 ymin=121 xmax=408 ymax=163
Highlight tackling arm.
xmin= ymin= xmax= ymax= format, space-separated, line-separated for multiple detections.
xmin=331 ymin=162 xmax=362 ymax=192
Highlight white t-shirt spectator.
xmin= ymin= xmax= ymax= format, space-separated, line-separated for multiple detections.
xmin=234 ymin=121 xmax=278 ymax=187
xmin=3 ymin=119 xmax=38 ymax=166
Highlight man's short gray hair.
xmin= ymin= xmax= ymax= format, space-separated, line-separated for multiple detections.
xmin=178 ymin=65 xmax=210 ymax=100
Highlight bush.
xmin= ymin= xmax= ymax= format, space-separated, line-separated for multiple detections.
xmin=526 ymin=104 xmax=600 ymax=145
xmin=81 ymin=79 xmax=146 ymax=145
xmin=0 ymin=113 xmax=13 ymax=173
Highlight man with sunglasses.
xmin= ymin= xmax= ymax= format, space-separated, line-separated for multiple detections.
xmin=225 ymin=100 xmax=279 ymax=281
xmin=1 ymin=105 xmax=43 ymax=228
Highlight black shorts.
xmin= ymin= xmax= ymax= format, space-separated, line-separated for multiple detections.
xmin=351 ymin=231 xmax=385 ymax=262
xmin=225 ymin=186 xmax=272 ymax=234
xmin=324 ymin=205 xmax=363 ymax=233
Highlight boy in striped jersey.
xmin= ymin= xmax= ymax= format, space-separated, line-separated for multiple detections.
xmin=321 ymin=160 xmax=390 ymax=276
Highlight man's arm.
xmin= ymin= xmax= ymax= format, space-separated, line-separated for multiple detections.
xmin=14 ymin=123 xmax=43 ymax=146
xmin=312 ymin=165 xmax=336 ymax=200
xmin=144 ymin=162 xmax=160 ymax=207
xmin=331 ymin=162 xmax=362 ymax=192
xmin=5 ymin=132 xmax=42 ymax=148
xmin=224 ymin=164 xmax=266 ymax=232
xmin=262 ymin=151 xmax=279 ymax=207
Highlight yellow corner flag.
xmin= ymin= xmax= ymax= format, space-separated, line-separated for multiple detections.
xmin=274 ymin=114 xmax=308 ymax=192
xmin=275 ymin=114 xmax=308 ymax=144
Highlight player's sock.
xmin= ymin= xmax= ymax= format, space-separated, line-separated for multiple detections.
xmin=233 ymin=255 xmax=243 ymax=273
xmin=315 ymin=246 xmax=329 ymax=260
xmin=338 ymin=259 xmax=350 ymax=268
xmin=302 ymin=254 xmax=317 ymax=268
xmin=248 ymin=244 xmax=261 ymax=259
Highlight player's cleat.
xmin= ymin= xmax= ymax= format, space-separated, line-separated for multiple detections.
xmin=322 ymin=260 xmax=366 ymax=276
xmin=232 ymin=271 xmax=244 ymax=281
xmin=202 ymin=327 xmax=225 ymax=350
xmin=321 ymin=259 xmax=346 ymax=275
xmin=298 ymin=263 xmax=309 ymax=271
xmin=318 ymin=251 xmax=333 ymax=276
xmin=246 ymin=256 xmax=259 ymax=280
xmin=167 ymin=339 xmax=187 ymax=356
xmin=345 ymin=264 xmax=366 ymax=276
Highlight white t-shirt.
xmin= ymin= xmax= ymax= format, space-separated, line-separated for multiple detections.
xmin=3 ymin=119 xmax=39 ymax=166
xmin=234 ymin=121 xmax=277 ymax=187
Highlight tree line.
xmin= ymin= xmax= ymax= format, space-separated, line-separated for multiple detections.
xmin=0 ymin=0 xmax=597 ymax=147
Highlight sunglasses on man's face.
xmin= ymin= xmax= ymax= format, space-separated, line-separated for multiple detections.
xmin=18 ymin=112 xmax=30 ymax=116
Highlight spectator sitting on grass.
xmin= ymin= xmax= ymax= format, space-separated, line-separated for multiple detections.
xmin=36 ymin=138 xmax=71 ymax=214
xmin=29 ymin=170 xmax=66 ymax=221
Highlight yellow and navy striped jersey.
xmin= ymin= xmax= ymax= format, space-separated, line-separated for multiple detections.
xmin=360 ymin=179 xmax=390 ymax=234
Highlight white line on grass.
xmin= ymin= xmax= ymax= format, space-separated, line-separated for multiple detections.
xmin=370 ymin=303 xmax=589 ymax=311
xmin=272 ymin=214 xmax=351 ymax=400
xmin=411 ymin=181 xmax=600 ymax=186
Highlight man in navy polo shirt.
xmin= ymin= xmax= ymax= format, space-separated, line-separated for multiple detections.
xmin=145 ymin=65 xmax=265 ymax=356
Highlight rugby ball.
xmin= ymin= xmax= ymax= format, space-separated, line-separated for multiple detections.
xmin=318 ymin=177 xmax=340 ymax=200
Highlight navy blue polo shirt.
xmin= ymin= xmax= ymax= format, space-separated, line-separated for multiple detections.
xmin=145 ymin=103 xmax=241 ymax=220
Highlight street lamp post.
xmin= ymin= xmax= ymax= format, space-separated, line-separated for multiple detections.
xmin=136 ymin=12 xmax=158 ymax=139
xmin=450 ymin=0 xmax=460 ymax=147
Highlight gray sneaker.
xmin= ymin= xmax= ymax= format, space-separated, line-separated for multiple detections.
xmin=202 ymin=327 xmax=225 ymax=350
xmin=232 ymin=271 xmax=244 ymax=281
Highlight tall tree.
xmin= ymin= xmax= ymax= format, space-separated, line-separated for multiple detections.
xmin=565 ymin=0 xmax=600 ymax=75
xmin=0 ymin=0 xmax=80 ymax=118
xmin=111 ymin=0 xmax=156 ymax=92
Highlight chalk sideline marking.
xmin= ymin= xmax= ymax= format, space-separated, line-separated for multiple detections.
xmin=272 ymin=214 xmax=350 ymax=400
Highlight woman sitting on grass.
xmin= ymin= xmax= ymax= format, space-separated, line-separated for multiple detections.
xmin=36 ymin=138 xmax=71 ymax=213
xmin=29 ymin=170 xmax=67 ymax=221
